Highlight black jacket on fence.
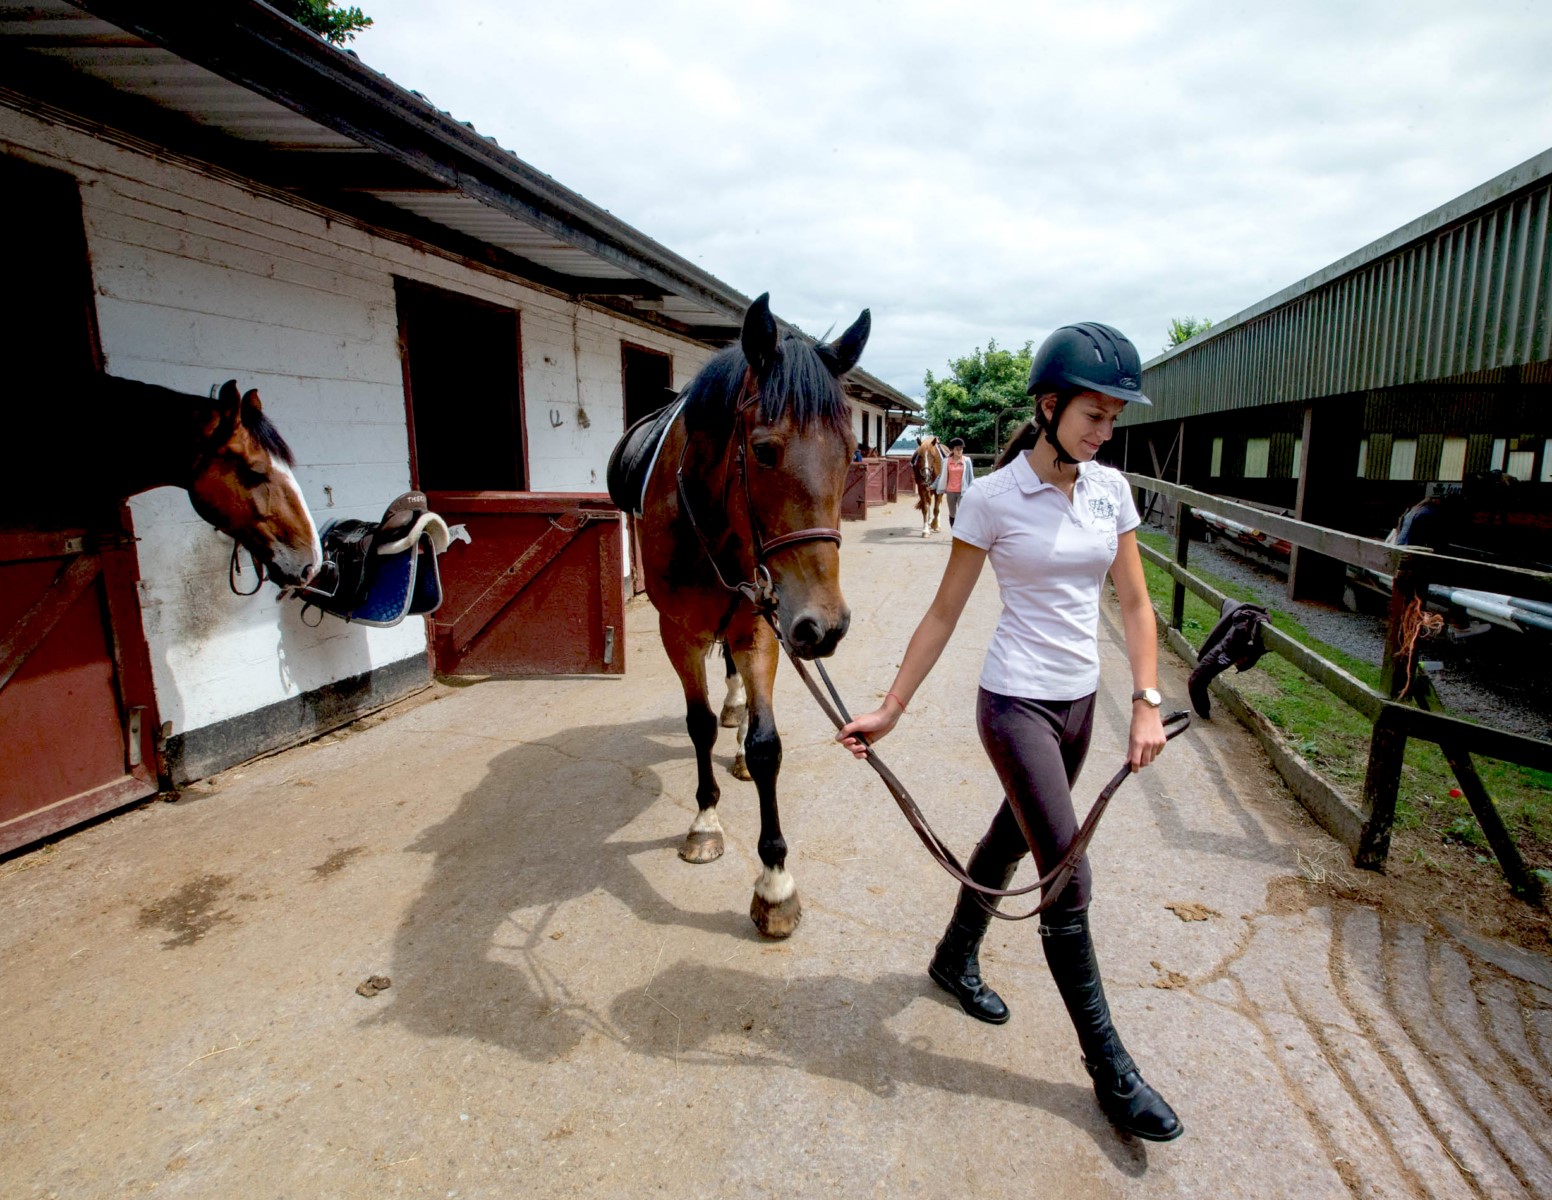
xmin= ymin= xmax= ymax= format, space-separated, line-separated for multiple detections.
xmin=1188 ymin=599 xmax=1271 ymax=718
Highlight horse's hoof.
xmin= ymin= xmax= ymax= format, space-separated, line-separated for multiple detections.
xmin=719 ymin=701 xmax=745 ymax=728
xmin=679 ymin=830 xmax=725 ymax=864
xmin=750 ymin=891 xmax=802 ymax=938
xmin=729 ymin=754 xmax=752 ymax=781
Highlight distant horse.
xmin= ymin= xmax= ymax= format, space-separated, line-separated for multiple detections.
xmin=634 ymin=293 xmax=869 ymax=938
xmin=911 ymin=435 xmax=944 ymax=536
xmin=28 ymin=373 xmax=321 ymax=587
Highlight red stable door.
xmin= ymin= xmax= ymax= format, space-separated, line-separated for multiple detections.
xmin=426 ymin=493 xmax=625 ymax=676
xmin=0 ymin=524 xmax=160 ymax=855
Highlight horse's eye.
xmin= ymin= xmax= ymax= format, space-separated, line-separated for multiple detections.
xmin=751 ymin=442 xmax=780 ymax=468
xmin=236 ymin=464 xmax=267 ymax=487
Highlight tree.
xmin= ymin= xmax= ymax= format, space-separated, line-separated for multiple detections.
xmin=273 ymin=0 xmax=373 ymax=45
xmin=1165 ymin=316 xmax=1214 ymax=350
xmin=922 ymin=339 xmax=1035 ymax=456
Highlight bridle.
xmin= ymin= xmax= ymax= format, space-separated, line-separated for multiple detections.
xmin=910 ymin=440 xmax=939 ymax=489
xmin=674 ymin=368 xmax=843 ymax=613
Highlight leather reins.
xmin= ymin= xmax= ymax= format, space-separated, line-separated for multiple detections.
xmin=778 ymin=640 xmax=1190 ymax=921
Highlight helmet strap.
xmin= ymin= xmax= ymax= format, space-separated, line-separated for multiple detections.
xmin=1037 ymin=395 xmax=1081 ymax=466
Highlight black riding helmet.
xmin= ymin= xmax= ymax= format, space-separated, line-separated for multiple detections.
xmin=1025 ymin=322 xmax=1151 ymax=464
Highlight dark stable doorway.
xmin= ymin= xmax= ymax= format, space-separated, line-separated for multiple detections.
xmin=622 ymin=343 xmax=673 ymax=430
xmin=397 ymin=280 xmax=525 ymax=491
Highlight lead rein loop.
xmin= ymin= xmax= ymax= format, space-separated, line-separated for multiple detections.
xmin=763 ymin=603 xmax=1189 ymax=921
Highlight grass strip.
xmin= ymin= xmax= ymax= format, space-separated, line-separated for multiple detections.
xmin=1134 ymin=529 xmax=1552 ymax=861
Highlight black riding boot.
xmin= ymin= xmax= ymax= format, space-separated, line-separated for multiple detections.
xmin=927 ymin=839 xmax=1019 ymax=1025
xmin=1041 ymin=913 xmax=1183 ymax=1142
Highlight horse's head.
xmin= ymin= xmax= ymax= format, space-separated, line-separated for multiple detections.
xmin=186 ymin=381 xmax=321 ymax=587
xmin=732 ymin=294 xmax=870 ymax=659
xmin=911 ymin=437 xmax=941 ymax=487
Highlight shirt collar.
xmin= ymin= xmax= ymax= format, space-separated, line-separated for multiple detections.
xmin=1013 ymin=451 xmax=1090 ymax=494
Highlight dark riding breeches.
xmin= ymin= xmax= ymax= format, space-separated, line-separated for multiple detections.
xmin=970 ymin=688 xmax=1097 ymax=920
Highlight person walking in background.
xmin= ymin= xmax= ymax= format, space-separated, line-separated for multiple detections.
xmin=837 ymin=322 xmax=1181 ymax=1142
xmin=934 ymin=437 xmax=974 ymax=527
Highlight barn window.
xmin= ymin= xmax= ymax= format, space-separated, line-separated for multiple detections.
xmin=1543 ymin=439 xmax=1552 ymax=483
xmin=397 ymin=280 xmax=525 ymax=491
xmin=1244 ymin=438 xmax=1270 ymax=478
xmin=1388 ymin=438 xmax=1417 ymax=481
xmin=1210 ymin=437 xmax=1223 ymax=476
xmin=622 ymin=343 xmax=673 ymax=429
xmin=1437 ymin=437 xmax=1467 ymax=482
xmin=1506 ymin=448 xmax=1535 ymax=481
xmin=1291 ymin=438 xmax=1302 ymax=479
xmin=1356 ymin=439 xmax=1368 ymax=477
xmin=1490 ymin=438 xmax=1506 ymax=471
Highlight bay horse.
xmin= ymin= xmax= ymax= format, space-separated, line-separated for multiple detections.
xmin=636 ymin=293 xmax=869 ymax=938
xmin=911 ymin=435 xmax=944 ymax=536
xmin=26 ymin=373 xmax=320 ymax=587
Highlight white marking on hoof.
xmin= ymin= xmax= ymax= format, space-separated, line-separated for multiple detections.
xmin=753 ymin=864 xmax=795 ymax=903
xmin=730 ymin=754 xmax=751 ymax=781
xmin=690 ymin=808 xmax=723 ymax=836
xmin=719 ymin=671 xmax=746 ymax=727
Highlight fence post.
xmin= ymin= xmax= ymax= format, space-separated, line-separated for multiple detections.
xmin=1356 ymin=557 xmax=1424 ymax=869
xmin=1171 ymin=500 xmax=1191 ymax=632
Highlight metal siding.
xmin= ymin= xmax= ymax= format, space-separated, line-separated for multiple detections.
xmin=1125 ymin=163 xmax=1552 ymax=428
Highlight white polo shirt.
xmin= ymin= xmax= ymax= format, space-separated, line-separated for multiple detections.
xmin=951 ymin=453 xmax=1141 ymax=701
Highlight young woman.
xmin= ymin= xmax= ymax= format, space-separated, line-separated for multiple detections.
xmin=838 ymin=322 xmax=1181 ymax=1142
xmin=933 ymin=436 xmax=975 ymax=527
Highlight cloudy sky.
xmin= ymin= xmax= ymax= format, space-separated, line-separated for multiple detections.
xmin=350 ymin=2 xmax=1552 ymax=398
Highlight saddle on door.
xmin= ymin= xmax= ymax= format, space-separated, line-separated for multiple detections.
xmin=289 ymin=491 xmax=466 ymax=627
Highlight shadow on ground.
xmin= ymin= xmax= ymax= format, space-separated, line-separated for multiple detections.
xmin=375 ymin=714 xmax=1151 ymax=1171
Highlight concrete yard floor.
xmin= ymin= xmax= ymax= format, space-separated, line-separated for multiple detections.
xmin=3 ymin=499 xmax=1551 ymax=1199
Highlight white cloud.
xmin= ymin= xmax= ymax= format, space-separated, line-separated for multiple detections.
xmin=352 ymin=0 xmax=1552 ymax=395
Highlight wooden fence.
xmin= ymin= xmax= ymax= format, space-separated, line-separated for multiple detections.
xmin=1127 ymin=474 xmax=1552 ymax=900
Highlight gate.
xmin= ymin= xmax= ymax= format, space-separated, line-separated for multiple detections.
xmin=0 ymin=524 xmax=160 ymax=855
xmin=426 ymin=493 xmax=626 ymax=676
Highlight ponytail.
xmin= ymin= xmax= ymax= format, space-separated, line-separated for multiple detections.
xmin=996 ymin=388 xmax=1083 ymax=469
xmin=994 ymin=419 xmax=1039 ymax=470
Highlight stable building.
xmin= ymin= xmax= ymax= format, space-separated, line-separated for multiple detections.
xmin=1112 ymin=148 xmax=1552 ymax=597
xmin=0 ymin=0 xmax=916 ymax=854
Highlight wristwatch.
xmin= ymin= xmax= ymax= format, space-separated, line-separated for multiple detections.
xmin=1131 ymin=687 xmax=1162 ymax=708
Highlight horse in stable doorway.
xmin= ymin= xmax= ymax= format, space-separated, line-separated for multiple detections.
xmin=911 ymin=435 xmax=945 ymax=536
xmin=615 ymin=293 xmax=869 ymax=938
xmin=23 ymin=373 xmax=321 ymax=587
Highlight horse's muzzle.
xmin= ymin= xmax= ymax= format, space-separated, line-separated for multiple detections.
xmin=264 ymin=542 xmax=321 ymax=588
xmin=784 ymin=607 xmax=850 ymax=659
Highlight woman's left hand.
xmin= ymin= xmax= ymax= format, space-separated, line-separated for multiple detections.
xmin=1128 ymin=703 xmax=1167 ymax=772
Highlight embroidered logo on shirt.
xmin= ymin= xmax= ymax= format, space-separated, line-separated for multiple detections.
xmin=1088 ymin=497 xmax=1117 ymax=523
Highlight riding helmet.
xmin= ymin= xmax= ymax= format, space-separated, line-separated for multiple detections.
xmin=1025 ymin=322 xmax=1152 ymax=406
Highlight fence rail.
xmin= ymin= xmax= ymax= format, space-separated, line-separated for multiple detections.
xmin=1126 ymin=472 xmax=1552 ymax=900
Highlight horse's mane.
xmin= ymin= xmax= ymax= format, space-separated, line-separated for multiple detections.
xmin=244 ymin=404 xmax=295 ymax=466
xmin=84 ymin=372 xmax=296 ymax=466
xmin=681 ymin=336 xmax=852 ymax=437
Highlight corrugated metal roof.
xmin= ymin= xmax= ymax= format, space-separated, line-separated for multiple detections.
xmin=1124 ymin=147 xmax=1552 ymax=427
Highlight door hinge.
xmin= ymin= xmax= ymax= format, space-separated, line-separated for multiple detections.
xmin=126 ymin=706 xmax=145 ymax=768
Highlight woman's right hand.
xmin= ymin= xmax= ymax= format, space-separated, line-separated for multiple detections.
xmin=837 ymin=706 xmax=899 ymax=759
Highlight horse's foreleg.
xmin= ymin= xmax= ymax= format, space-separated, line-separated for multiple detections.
xmin=665 ymin=624 xmax=724 ymax=865
xmin=734 ymin=629 xmax=800 ymax=938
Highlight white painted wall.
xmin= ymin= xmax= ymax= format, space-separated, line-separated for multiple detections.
xmin=1 ymin=103 xmax=712 ymax=743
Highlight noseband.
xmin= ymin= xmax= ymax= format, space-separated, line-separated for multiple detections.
xmin=675 ymin=369 xmax=843 ymax=612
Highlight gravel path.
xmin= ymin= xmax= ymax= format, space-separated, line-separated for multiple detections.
xmin=1151 ymin=521 xmax=1552 ymax=742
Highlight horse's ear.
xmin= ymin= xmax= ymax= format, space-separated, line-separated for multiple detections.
xmin=818 ymin=308 xmax=871 ymax=377
xmin=242 ymin=388 xmax=263 ymax=414
xmin=741 ymin=292 xmax=778 ymax=375
xmin=204 ymin=379 xmax=242 ymax=442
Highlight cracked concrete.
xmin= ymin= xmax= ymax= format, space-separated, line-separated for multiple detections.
xmin=1 ymin=498 xmax=1549 ymax=1199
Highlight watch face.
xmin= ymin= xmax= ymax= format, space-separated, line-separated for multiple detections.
xmin=1135 ymin=688 xmax=1161 ymax=707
